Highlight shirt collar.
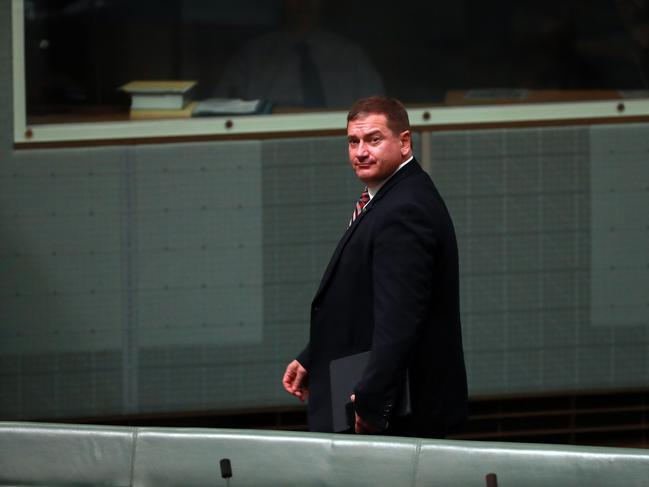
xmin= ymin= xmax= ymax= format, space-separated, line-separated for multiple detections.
xmin=367 ymin=156 xmax=414 ymax=200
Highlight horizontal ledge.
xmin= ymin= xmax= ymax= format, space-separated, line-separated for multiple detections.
xmin=14 ymin=99 xmax=649 ymax=148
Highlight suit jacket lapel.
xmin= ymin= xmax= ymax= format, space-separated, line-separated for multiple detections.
xmin=313 ymin=160 xmax=422 ymax=301
xmin=313 ymin=199 xmax=373 ymax=300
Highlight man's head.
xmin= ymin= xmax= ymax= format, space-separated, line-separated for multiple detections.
xmin=346 ymin=97 xmax=412 ymax=186
xmin=283 ymin=0 xmax=322 ymax=36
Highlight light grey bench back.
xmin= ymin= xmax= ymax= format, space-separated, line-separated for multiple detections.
xmin=1 ymin=422 xmax=648 ymax=486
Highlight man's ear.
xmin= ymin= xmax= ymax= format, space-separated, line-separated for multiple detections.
xmin=399 ymin=130 xmax=412 ymax=155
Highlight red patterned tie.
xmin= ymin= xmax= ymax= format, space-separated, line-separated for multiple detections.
xmin=348 ymin=187 xmax=370 ymax=228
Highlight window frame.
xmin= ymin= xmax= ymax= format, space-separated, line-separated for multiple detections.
xmin=12 ymin=0 xmax=649 ymax=148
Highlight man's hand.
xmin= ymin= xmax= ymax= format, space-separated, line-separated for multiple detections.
xmin=282 ymin=360 xmax=309 ymax=401
xmin=350 ymin=394 xmax=382 ymax=434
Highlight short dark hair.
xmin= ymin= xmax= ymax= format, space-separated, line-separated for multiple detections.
xmin=347 ymin=96 xmax=410 ymax=135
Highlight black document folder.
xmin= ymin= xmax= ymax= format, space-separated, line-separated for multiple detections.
xmin=329 ymin=351 xmax=411 ymax=432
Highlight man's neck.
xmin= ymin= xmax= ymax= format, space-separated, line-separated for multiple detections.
xmin=367 ymin=156 xmax=414 ymax=199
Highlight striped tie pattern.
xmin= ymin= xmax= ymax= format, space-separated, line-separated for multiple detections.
xmin=348 ymin=187 xmax=370 ymax=228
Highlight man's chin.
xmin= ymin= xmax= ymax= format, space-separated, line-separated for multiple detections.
xmin=354 ymin=168 xmax=378 ymax=184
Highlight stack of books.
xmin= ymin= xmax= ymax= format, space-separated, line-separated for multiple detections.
xmin=121 ymin=80 xmax=272 ymax=119
xmin=120 ymin=80 xmax=197 ymax=119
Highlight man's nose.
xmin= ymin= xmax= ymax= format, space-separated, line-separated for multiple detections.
xmin=355 ymin=142 xmax=369 ymax=159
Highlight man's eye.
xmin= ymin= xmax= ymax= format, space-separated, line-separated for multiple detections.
xmin=371 ymin=137 xmax=381 ymax=144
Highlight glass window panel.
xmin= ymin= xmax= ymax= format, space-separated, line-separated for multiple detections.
xmin=23 ymin=0 xmax=649 ymax=125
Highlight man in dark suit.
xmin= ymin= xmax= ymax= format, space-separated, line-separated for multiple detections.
xmin=283 ymin=96 xmax=467 ymax=438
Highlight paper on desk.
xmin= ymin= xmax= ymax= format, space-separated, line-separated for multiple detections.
xmin=193 ymin=98 xmax=268 ymax=116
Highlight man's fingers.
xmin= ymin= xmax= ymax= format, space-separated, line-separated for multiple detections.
xmin=282 ymin=362 xmax=298 ymax=392
xmin=282 ymin=367 xmax=293 ymax=385
xmin=354 ymin=411 xmax=380 ymax=434
xmin=282 ymin=361 xmax=309 ymax=401
xmin=282 ymin=370 xmax=291 ymax=387
xmin=355 ymin=414 xmax=363 ymax=433
xmin=293 ymin=364 xmax=309 ymax=400
xmin=294 ymin=366 xmax=306 ymax=385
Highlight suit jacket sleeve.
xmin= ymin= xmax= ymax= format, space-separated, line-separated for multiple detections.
xmin=296 ymin=342 xmax=311 ymax=370
xmin=353 ymin=199 xmax=437 ymax=429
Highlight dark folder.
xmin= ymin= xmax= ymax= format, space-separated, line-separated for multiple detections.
xmin=329 ymin=351 xmax=411 ymax=432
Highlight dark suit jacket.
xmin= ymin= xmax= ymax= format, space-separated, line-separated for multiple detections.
xmin=297 ymin=159 xmax=467 ymax=437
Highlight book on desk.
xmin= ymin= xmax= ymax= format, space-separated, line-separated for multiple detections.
xmin=120 ymin=80 xmax=197 ymax=110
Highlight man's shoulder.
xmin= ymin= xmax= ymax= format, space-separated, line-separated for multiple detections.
xmin=377 ymin=165 xmax=436 ymax=204
xmin=371 ymin=166 xmax=452 ymax=226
